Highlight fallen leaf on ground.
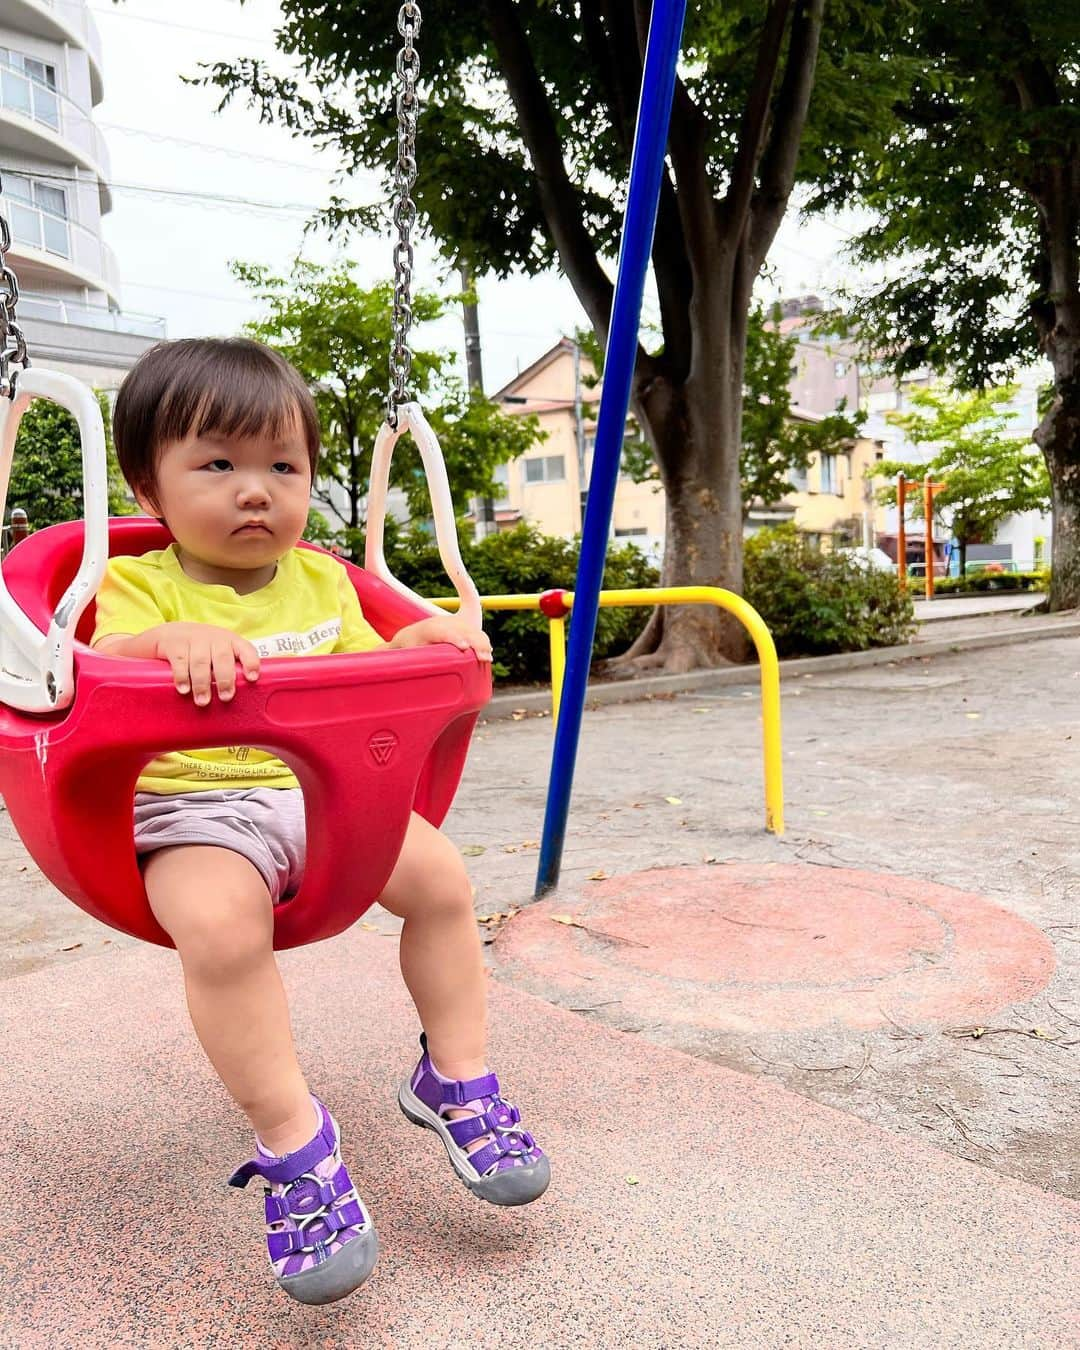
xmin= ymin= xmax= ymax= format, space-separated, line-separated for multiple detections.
xmin=61 ymin=943 xmax=82 ymax=952
xmin=703 ymin=855 xmax=720 ymax=864
xmin=360 ymin=922 xmax=378 ymax=931
xmin=551 ymin=914 xmax=586 ymax=928
xmin=664 ymin=795 xmax=682 ymax=806
xmin=965 ymin=712 xmax=982 ymax=720
xmin=587 ymin=869 xmax=609 ymax=881
xmin=625 ymin=1175 xmax=640 ymax=1186
xmin=521 ymin=839 xmax=539 ymax=849
xmin=462 ymin=845 xmax=486 ymax=856
xmin=692 ymin=707 xmax=710 ymax=714
xmin=511 ymin=709 xmax=528 ymax=721
xmin=502 ymin=844 xmax=520 ymax=853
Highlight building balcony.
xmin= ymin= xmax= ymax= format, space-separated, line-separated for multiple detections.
xmin=18 ymin=292 xmax=165 ymax=340
xmin=1 ymin=194 xmax=120 ymax=305
xmin=5 ymin=0 xmax=104 ymax=104
xmin=0 ymin=67 xmax=111 ymax=211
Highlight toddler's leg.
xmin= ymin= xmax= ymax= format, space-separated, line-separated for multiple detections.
xmin=143 ymin=844 xmax=316 ymax=1155
xmin=146 ymin=842 xmax=377 ymax=1301
xmin=376 ymin=813 xmax=487 ymax=1079
xmin=379 ymin=814 xmax=549 ymax=1205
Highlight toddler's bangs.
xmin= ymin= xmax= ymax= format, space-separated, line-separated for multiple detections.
xmin=154 ymin=345 xmax=317 ymax=467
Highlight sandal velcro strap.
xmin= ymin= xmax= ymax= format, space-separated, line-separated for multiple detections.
xmin=228 ymin=1106 xmax=338 ymax=1189
xmin=436 ymin=1072 xmax=500 ymax=1107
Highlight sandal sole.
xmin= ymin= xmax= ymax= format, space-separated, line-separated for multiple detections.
xmin=277 ymin=1225 xmax=379 ymax=1305
xmin=397 ymin=1080 xmax=551 ymax=1207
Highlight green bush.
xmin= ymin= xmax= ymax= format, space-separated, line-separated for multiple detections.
xmin=743 ymin=525 xmax=915 ymax=657
xmin=384 ymin=522 xmax=658 ymax=684
xmin=934 ymin=570 xmax=1048 ymax=594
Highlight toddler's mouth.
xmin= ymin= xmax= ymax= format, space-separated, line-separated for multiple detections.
xmin=234 ymin=521 xmax=272 ymax=535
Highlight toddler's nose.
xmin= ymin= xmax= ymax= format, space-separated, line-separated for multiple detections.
xmin=236 ymin=477 xmax=272 ymax=508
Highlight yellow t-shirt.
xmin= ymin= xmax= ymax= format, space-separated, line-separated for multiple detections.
xmin=92 ymin=544 xmax=385 ymax=794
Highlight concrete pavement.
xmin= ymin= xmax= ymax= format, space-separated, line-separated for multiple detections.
xmin=2 ymin=630 xmax=1079 ymax=1345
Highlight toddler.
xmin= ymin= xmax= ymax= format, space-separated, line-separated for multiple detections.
xmin=92 ymin=337 xmax=548 ymax=1305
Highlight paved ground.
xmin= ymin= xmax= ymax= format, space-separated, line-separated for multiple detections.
xmin=912 ymin=592 xmax=1042 ymax=622
xmin=1 ymin=612 xmax=1079 ymax=1345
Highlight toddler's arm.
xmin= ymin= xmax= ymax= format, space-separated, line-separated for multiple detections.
xmin=94 ymin=624 xmax=261 ymax=704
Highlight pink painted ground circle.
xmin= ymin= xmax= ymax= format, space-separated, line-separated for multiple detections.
xmin=493 ymin=864 xmax=1056 ymax=1032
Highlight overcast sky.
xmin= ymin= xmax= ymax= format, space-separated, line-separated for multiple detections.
xmin=91 ymin=0 xmax=865 ymax=394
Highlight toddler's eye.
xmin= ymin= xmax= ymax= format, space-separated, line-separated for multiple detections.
xmin=271 ymin=462 xmax=296 ymax=474
xmin=206 ymin=459 xmax=233 ymax=472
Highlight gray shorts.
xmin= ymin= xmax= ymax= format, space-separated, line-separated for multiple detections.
xmin=133 ymin=788 xmax=306 ymax=904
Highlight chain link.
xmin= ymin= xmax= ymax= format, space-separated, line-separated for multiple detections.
xmin=0 ymin=172 xmax=30 ymax=399
xmin=388 ymin=2 xmax=421 ymax=428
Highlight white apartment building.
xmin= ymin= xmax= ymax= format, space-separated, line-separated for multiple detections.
xmin=0 ymin=0 xmax=163 ymax=388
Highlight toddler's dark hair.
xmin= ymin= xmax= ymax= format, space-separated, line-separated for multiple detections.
xmin=113 ymin=337 xmax=320 ymax=504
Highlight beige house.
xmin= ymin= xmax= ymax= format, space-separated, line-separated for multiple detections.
xmin=490 ymin=339 xmax=888 ymax=559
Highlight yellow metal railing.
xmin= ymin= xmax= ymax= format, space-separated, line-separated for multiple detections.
xmin=434 ymin=585 xmax=784 ymax=834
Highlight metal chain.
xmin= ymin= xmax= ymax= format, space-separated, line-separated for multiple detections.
xmin=0 ymin=172 xmax=29 ymax=399
xmin=388 ymin=2 xmax=421 ymax=428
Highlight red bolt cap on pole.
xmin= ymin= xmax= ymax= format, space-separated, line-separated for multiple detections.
xmin=539 ymin=588 xmax=572 ymax=619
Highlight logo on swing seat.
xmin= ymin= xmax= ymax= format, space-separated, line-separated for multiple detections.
xmin=368 ymin=730 xmax=398 ymax=766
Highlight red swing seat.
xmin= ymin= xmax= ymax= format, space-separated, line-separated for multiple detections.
xmin=0 ymin=516 xmax=490 ymax=950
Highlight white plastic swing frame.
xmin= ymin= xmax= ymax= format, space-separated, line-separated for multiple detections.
xmin=365 ymin=401 xmax=483 ymax=631
xmin=0 ymin=368 xmax=109 ymax=713
xmin=0 ymin=379 xmax=482 ymax=716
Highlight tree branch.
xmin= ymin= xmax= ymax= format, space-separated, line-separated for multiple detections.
xmin=720 ymin=0 xmax=796 ymax=237
xmin=484 ymin=0 xmax=650 ymax=370
xmin=750 ymin=0 xmax=826 ymax=264
xmin=582 ymin=0 xmax=635 ymax=156
xmin=600 ymin=0 xmax=693 ymax=378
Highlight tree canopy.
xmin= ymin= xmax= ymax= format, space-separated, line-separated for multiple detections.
xmin=7 ymin=392 xmax=130 ymax=533
xmin=871 ymin=386 xmax=1051 ymax=574
xmin=204 ymin=0 xmax=841 ymax=670
xmin=802 ymin=0 xmax=1080 ymax=602
xmin=236 ymin=259 xmax=537 ymax=557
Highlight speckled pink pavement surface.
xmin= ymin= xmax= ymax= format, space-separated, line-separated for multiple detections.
xmin=0 ymin=929 xmax=1077 ymax=1349
xmin=494 ymin=864 xmax=1058 ymax=1032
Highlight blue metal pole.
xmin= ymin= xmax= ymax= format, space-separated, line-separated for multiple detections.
xmin=536 ymin=0 xmax=688 ymax=896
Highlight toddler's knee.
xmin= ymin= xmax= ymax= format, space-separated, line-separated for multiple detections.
xmin=430 ymin=850 xmax=475 ymax=919
xmin=169 ymin=890 xmax=272 ymax=978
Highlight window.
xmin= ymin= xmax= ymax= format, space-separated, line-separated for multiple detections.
xmin=787 ymin=465 xmax=809 ymax=493
xmin=0 ymin=49 xmax=59 ymax=129
xmin=820 ymin=454 xmax=840 ymax=494
xmin=0 ymin=50 xmax=57 ymax=89
xmin=524 ymin=454 xmax=565 ymax=484
xmin=614 ymin=527 xmax=648 ymax=537
xmin=0 ymin=172 xmax=69 ymax=257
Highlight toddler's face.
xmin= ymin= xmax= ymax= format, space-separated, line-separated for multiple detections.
xmin=138 ymin=408 xmax=312 ymax=573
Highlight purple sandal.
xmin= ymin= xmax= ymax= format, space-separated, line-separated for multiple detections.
xmin=398 ymin=1033 xmax=550 ymax=1206
xmin=229 ymin=1097 xmax=378 ymax=1304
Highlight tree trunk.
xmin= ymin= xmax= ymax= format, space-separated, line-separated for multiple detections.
xmin=959 ymin=538 xmax=967 ymax=577
xmin=1037 ymin=358 xmax=1080 ymax=609
xmin=1034 ymin=332 xmax=1080 ymax=610
xmin=617 ymin=353 xmax=749 ymax=670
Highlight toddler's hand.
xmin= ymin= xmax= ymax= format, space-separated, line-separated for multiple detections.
xmin=151 ymin=623 xmax=261 ymax=704
xmin=390 ymin=615 xmax=493 ymax=663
